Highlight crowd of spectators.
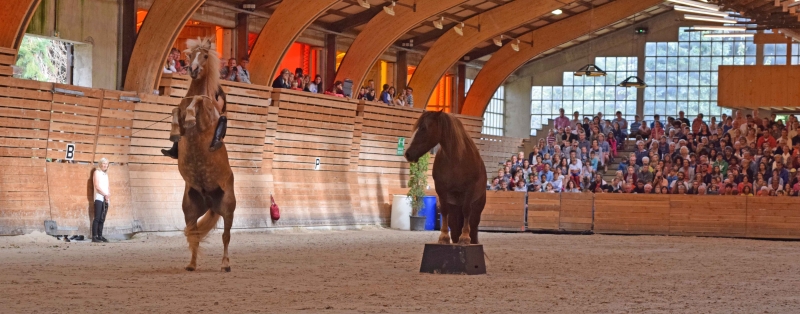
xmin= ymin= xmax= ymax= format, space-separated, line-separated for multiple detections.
xmin=488 ymin=108 xmax=800 ymax=197
xmin=166 ymin=51 xmax=413 ymax=107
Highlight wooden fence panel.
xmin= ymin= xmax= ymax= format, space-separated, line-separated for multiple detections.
xmin=94 ymin=90 xmax=136 ymax=163
xmin=527 ymin=193 xmax=560 ymax=231
xmin=0 ymin=158 xmax=49 ymax=235
xmin=0 ymin=77 xmax=52 ymax=159
xmin=746 ymin=196 xmax=800 ymax=239
xmin=127 ymin=93 xmax=180 ymax=166
xmin=480 ymin=191 xmax=526 ymax=231
xmin=220 ymin=81 xmax=271 ymax=172
xmin=0 ymin=47 xmax=15 ymax=77
xmin=670 ymin=195 xmax=746 ymax=237
xmin=47 ymin=84 xmax=103 ymax=162
xmin=356 ymin=102 xmax=422 ymax=224
xmin=560 ymin=192 xmax=594 ymax=232
xmin=594 ymin=194 xmax=670 ymax=235
xmin=269 ymin=89 xmax=359 ymax=226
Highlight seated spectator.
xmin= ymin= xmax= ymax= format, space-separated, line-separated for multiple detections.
xmin=307 ymin=75 xmax=323 ymax=94
xmin=488 ymin=177 xmax=503 ymax=191
xmin=272 ymin=69 xmax=292 ymax=89
xmin=163 ymin=51 xmax=178 ymax=74
xmin=563 ymin=180 xmax=581 ymax=193
xmin=380 ymin=84 xmax=393 ymax=104
xmin=236 ymin=57 xmax=251 ymax=84
xmin=220 ymin=58 xmax=239 ymax=81
xmin=513 ymin=180 xmax=527 ymax=192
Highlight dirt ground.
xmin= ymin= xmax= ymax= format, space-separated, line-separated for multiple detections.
xmin=1 ymin=229 xmax=800 ymax=313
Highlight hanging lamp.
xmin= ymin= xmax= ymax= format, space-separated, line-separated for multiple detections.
xmin=574 ymin=3 xmax=606 ymax=77
xmin=619 ymin=76 xmax=647 ymax=88
xmin=619 ymin=13 xmax=647 ymax=89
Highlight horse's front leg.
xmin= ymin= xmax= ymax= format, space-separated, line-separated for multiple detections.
xmin=184 ymin=96 xmax=201 ymax=129
xmin=169 ymin=107 xmax=181 ymax=142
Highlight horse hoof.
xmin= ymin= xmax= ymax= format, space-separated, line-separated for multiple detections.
xmin=222 ymin=266 xmax=231 ymax=272
xmin=185 ymin=266 xmax=195 ymax=271
xmin=169 ymin=135 xmax=180 ymax=142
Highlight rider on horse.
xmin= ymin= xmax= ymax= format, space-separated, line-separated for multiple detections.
xmin=161 ymin=86 xmax=228 ymax=158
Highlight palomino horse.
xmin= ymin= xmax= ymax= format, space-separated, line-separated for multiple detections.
xmin=169 ymin=38 xmax=236 ymax=272
xmin=404 ymin=111 xmax=487 ymax=245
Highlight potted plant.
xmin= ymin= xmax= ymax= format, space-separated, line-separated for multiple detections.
xmin=407 ymin=152 xmax=430 ymax=231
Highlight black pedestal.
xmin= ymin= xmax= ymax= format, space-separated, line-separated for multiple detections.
xmin=419 ymin=243 xmax=486 ymax=275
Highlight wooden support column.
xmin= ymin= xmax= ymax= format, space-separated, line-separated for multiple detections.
xmin=456 ymin=63 xmax=466 ymax=114
xmin=396 ymin=51 xmax=408 ymax=92
xmin=236 ymin=13 xmax=249 ymax=60
xmin=325 ymin=33 xmax=337 ymax=91
xmin=119 ymin=0 xmax=137 ymax=89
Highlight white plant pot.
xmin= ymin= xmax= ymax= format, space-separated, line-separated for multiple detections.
xmin=390 ymin=195 xmax=412 ymax=230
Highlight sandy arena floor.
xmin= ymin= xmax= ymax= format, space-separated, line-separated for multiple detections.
xmin=1 ymin=229 xmax=800 ymax=313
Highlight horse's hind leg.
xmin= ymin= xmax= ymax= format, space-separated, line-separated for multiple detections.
xmin=457 ymin=194 xmax=474 ymax=245
xmin=210 ymin=180 xmax=236 ymax=272
xmin=468 ymin=194 xmax=486 ymax=245
xmin=182 ymin=186 xmax=206 ymax=271
xmin=169 ymin=107 xmax=181 ymax=142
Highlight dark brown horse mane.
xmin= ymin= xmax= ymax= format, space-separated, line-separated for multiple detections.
xmin=414 ymin=111 xmax=476 ymax=158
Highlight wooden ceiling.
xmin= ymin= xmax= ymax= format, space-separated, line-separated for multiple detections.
xmin=717 ymin=0 xmax=800 ymax=29
xmin=209 ymin=0 xmax=670 ymax=63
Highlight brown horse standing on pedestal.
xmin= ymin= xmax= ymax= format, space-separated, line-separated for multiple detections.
xmin=168 ymin=38 xmax=236 ymax=272
xmin=404 ymin=111 xmax=487 ymax=245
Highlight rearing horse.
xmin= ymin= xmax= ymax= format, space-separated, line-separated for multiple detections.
xmin=404 ymin=111 xmax=487 ymax=245
xmin=169 ymin=38 xmax=236 ymax=272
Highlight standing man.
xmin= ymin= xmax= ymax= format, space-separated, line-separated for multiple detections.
xmin=614 ymin=111 xmax=628 ymax=135
xmin=236 ymin=57 xmax=251 ymax=84
xmin=405 ymin=87 xmax=414 ymax=107
xmin=554 ymin=108 xmax=571 ymax=131
xmin=92 ymin=158 xmax=111 ymax=243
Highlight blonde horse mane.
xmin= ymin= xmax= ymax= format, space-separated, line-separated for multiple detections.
xmin=184 ymin=37 xmax=221 ymax=98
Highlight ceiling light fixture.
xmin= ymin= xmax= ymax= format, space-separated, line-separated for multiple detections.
xmin=383 ymin=1 xmax=396 ymax=16
xmin=673 ymin=5 xmax=729 ymax=17
xmin=552 ymin=9 xmax=563 ymax=15
xmin=619 ymin=76 xmax=648 ymax=88
xmin=683 ymin=14 xmax=737 ymax=24
xmin=454 ymin=22 xmax=464 ymax=36
xmin=493 ymin=35 xmax=504 ymax=47
xmin=358 ymin=0 xmax=370 ymax=9
xmin=511 ymin=39 xmax=520 ymax=52
xmin=667 ymin=0 xmax=720 ymax=11
xmin=574 ymin=64 xmax=607 ymax=77
xmin=690 ymin=25 xmax=747 ymax=31
xmin=702 ymin=33 xmax=754 ymax=38
xmin=433 ymin=16 xmax=443 ymax=29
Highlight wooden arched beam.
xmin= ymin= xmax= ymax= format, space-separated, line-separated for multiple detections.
xmin=407 ymin=0 xmax=565 ymax=108
xmin=249 ymin=0 xmax=340 ymax=85
xmin=461 ymin=0 xmax=663 ymax=116
xmin=0 ymin=0 xmax=41 ymax=50
xmin=334 ymin=0 xmax=466 ymax=88
xmin=124 ymin=0 xmax=204 ymax=93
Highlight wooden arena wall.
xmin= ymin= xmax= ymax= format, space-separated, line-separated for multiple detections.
xmin=3 ymin=73 xmax=800 ymax=241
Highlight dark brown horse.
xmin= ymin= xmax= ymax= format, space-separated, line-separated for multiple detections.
xmin=404 ymin=111 xmax=486 ymax=245
xmin=169 ymin=38 xmax=236 ymax=272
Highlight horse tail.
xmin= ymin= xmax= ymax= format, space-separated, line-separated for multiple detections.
xmin=185 ymin=210 xmax=220 ymax=242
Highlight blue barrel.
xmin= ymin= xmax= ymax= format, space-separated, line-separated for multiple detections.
xmin=421 ymin=196 xmax=438 ymax=231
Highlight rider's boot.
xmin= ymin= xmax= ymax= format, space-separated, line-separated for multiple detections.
xmin=161 ymin=142 xmax=178 ymax=159
xmin=209 ymin=116 xmax=227 ymax=152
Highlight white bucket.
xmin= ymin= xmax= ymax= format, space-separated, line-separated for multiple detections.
xmin=390 ymin=195 xmax=412 ymax=230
